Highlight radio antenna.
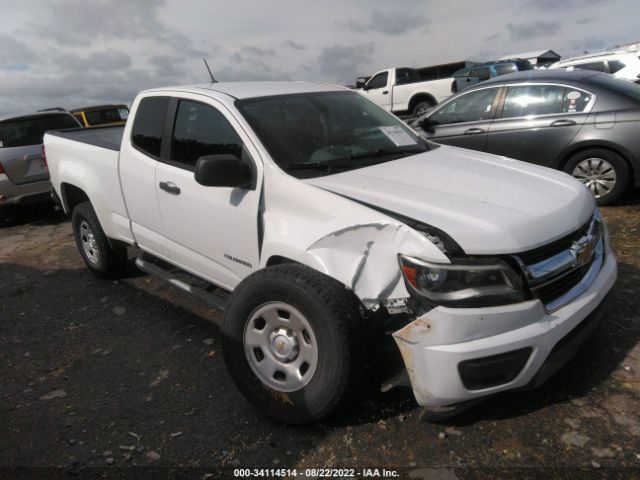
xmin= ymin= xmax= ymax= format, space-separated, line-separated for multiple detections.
xmin=203 ymin=58 xmax=217 ymax=83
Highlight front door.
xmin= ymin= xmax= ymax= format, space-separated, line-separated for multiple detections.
xmin=155 ymin=95 xmax=262 ymax=290
xmin=421 ymin=86 xmax=501 ymax=151
xmin=362 ymin=71 xmax=391 ymax=111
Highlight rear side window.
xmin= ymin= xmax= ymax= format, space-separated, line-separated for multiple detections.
xmin=0 ymin=114 xmax=79 ymax=148
xmin=395 ymin=68 xmax=421 ymax=85
xmin=502 ymin=85 xmax=566 ymax=117
xmin=170 ymin=100 xmax=243 ymax=169
xmin=131 ymin=96 xmax=170 ymax=158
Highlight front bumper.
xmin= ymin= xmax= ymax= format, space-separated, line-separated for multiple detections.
xmin=0 ymin=175 xmax=51 ymax=206
xmin=393 ymin=244 xmax=617 ymax=407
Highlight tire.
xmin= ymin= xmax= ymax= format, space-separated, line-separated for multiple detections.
xmin=563 ymin=149 xmax=629 ymax=206
xmin=222 ymin=264 xmax=363 ymax=424
xmin=71 ymin=202 xmax=128 ymax=278
xmin=412 ymin=100 xmax=434 ymax=117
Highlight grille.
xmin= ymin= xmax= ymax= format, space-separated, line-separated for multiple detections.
xmin=515 ymin=214 xmax=603 ymax=311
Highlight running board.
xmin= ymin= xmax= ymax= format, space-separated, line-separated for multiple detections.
xmin=134 ymin=257 xmax=227 ymax=313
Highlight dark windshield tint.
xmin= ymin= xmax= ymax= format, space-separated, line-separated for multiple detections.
xmin=0 ymin=114 xmax=79 ymax=148
xmin=589 ymin=73 xmax=640 ymax=102
xmin=236 ymin=92 xmax=425 ymax=178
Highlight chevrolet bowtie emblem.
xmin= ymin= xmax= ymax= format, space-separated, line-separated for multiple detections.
xmin=570 ymin=236 xmax=596 ymax=267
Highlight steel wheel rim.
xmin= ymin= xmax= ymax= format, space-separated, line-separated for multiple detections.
xmin=79 ymin=220 xmax=100 ymax=265
xmin=243 ymin=301 xmax=318 ymax=392
xmin=572 ymin=158 xmax=617 ymax=199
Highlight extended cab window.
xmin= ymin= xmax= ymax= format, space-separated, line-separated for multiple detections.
xmin=367 ymin=72 xmax=388 ymax=89
xmin=170 ymin=100 xmax=243 ymax=169
xmin=131 ymin=96 xmax=170 ymax=158
xmin=395 ymin=68 xmax=420 ymax=85
xmin=431 ymin=88 xmax=499 ymax=125
xmin=502 ymin=85 xmax=566 ymax=117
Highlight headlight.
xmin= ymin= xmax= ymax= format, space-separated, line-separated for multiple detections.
xmin=398 ymin=254 xmax=526 ymax=307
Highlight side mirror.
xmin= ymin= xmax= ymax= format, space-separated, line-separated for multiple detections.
xmin=419 ymin=116 xmax=437 ymax=133
xmin=355 ymin=79 xmax=365 ymax=89
xmin=194 ymin=154 xmax=254 ymax=189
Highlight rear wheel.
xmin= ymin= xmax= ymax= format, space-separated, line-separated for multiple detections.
xmin=222 ymin=264 xmax=363 ymax=424
xmin=71 ymin=202 xmax=127 ymax=277
xmin=564 ymin=149 xmax=629 ymax=206
xmin=412 ymin=99 xmax=434 ymax=117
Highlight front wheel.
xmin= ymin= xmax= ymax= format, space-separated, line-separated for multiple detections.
xmin=71 ymin=202 xmax=128 ymax=278
xmin=564 ymin=149 xmax=629 ymax=206
xmin=222 ymin=264 xmax=363 ymax=424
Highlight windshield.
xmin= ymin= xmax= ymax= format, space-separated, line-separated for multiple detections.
xmin=236 ymin=91 xmax=428 ymax=178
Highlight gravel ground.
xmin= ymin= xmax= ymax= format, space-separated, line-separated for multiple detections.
xmin=1 ymin=195 xmax=639 ymax=479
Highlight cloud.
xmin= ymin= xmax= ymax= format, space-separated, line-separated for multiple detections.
xmin=521 ymin=0 xmax=601 ymax=9
xmin=507 ymin=20 xmax=560 ymax=41
xmin=281 ymin=40 xmax=307 ymax=50
xmin=149 ymin=55 xmax=187 ymax=77
xmin=0 ymin=34 xmax=37 ymax=66
xmin=317 ymin=43 xmax=374 ymax=84
xmin=345 ymin=10 xmax=427 ymax=35
xmin=241 ymin=46 xmax=277 ymax=57
xmin=55 ymin=49 xmax=132 ymax=72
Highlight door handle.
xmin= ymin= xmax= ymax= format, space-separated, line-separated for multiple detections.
xmin=159 ymin=181 xmax=181 ymax=195
xmin=550 ymin=119 xmax=576 ymax=127
xmin=382 ymin=90 xmax=389 ymax=95
xmin=463 ymin=127 xmax=485 ymax=134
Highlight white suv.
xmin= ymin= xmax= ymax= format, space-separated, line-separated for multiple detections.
xmin=550 ymin=46 xmax=640 ymax=82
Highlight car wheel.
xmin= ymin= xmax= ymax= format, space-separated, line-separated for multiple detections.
xmin=412 ymin=100 xmax=434 ymax=117
xmin=564 ymin=149 xmax=629 ymax=206
xmin=222 ymin=264 xmax=363 ymax=424
xmin=71 ymin=201 xmax=128 ymax=278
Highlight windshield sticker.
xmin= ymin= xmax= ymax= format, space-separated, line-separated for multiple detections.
xmin=0 ymin=141 xmax=3 ymax=147
xmin=567 ymin=91 xmax=582 ymax=100
xmin=378 ymin=126 xmax=418 ymax=146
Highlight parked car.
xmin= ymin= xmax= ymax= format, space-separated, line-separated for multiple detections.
xmin=356 ymin=67 xmax=453 ymax=116
xmin=549 ymin=47 xmax=640 ymax=83
xmin=0 ymin=111 xmax=80 ymax=223
xmin=45 ymin=81 xmax=615 ymax=424
xmin=411 ymin=69 xmax=640 ymax=205
xmin=71 ymin=104 xmax=129 ymax=128
xmin=452 ymin=59 xmax=534 ymax=93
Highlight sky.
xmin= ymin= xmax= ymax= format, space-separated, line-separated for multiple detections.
xmin=0 ymin=0 xmax=637 ymax=114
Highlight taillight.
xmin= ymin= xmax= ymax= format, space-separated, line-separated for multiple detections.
xmin=0 ymin=162 xmax=5 ymax=174
xmin=42 ymin=144 xmax=48 ymax=172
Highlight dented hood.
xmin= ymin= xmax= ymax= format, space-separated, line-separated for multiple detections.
xmin=304 ymin=145 xmax=594 ymax=255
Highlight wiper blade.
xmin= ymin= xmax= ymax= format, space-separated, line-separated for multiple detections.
xmin=285 ymin=146 xmax=426 ymax=172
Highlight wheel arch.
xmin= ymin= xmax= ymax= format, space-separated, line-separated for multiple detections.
xmin=60 ymin=182 xmax=90 ymax=215
xmin=408 ymin=93 xmax=437 ymax=113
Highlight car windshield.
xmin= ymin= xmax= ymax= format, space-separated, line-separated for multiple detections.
xmin=236 ymin=91 xmax=428 ymax=178
xmin=589 ymin=73 xmax=640 ymax=102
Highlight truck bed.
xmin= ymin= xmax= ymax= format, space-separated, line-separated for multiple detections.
xmin=47 ymin=126 xmax=124 ymax=151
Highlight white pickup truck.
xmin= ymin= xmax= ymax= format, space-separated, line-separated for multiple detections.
xmin=356 ymin=67 xmax=453 ymax=116
xmin=45 ymin=81 xmax=616 ymax=424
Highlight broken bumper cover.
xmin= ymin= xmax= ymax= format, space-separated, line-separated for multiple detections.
xmin=393 ymin=246 xmax=617 ymax=408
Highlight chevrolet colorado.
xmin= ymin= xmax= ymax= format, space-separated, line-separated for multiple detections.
xmin=44 ymin=81 xmax=616 ymax=423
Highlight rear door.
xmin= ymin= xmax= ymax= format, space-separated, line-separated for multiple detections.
xmin=485 ymin=83 xmax=593 ymax=166
xmin=420 ymin=86 xmax=501 ymax=150
xmin=155 ymin=94 xmax=262 ymax=290
xmin=0 ymin=114 xmax=79 ymax=185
